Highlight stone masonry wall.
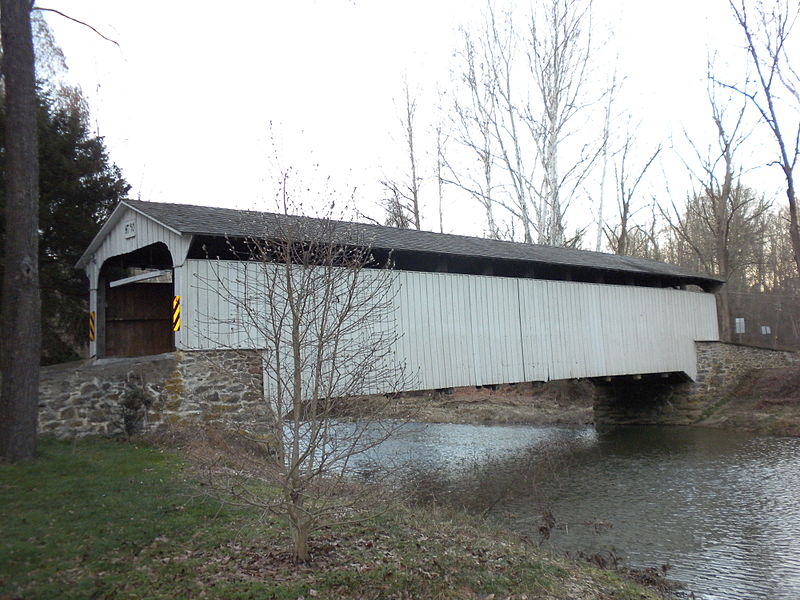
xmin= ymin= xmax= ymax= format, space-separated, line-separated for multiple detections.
xmin=594 ymin=341 xmax=800 ymax=426
xmin=38 ymin=350 xmax=272 ymax=439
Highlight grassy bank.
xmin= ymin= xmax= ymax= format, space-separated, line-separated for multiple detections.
xmin=1 ymin=438 xmax=666 ymax=600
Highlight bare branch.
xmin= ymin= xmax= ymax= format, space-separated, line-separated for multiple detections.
xmin=722 ymin=0 xmax=800 ymax=277
xmin=33 ymin=6 xmax=119 ymax=46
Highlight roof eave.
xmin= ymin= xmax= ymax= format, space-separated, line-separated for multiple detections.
xmin=370 ymin=245 xmax=723 ymax=288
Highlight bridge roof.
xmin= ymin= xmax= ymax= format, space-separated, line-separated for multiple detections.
xmin=91 ymin=199 xmax=723 ymax=287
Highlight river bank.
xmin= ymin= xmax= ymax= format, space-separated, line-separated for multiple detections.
xmin=1 ymin=438 xmax=671 ymax=600
xmin=333 ymin=380 xmax=595 ymax=426
xmin=335 ymin=365 xmax=800 ymax=436
xmin=698 ymin=365 xmax=800 ymax=436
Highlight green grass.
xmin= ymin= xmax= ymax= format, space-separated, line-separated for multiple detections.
xmin=1 ymin=438 xmax=667 ymax=600
xmin=0 ymin=439 xmax=248 ymax=599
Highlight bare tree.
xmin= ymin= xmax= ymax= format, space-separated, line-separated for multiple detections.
xmin=594 ymin=70 xmax=618 ymax=251
xmin=194 ymin=173 xmax=409 ymax=562
xmin=487 ymin=6 xmax=537 ymax=243
xmin=450 ymin=0 xmax=602 ymax=246
xmin=379 ymin=180 xmax=414 ymax=229
xmin=448 ymin=26 xmax=501 ymax=239
xmin=730 ymin=206 xmax=800 ymax=347
xmin=1 ymin=0 xmax=41 ymax=461
xmin=435 ymin=123 xmax=447 ymax=234
xmin=604 ymin=133 xmax=661 ymax=256
xmin=663 ymin=82 xmax=770 ymax=339
xmin=754 ymin=206 xmax=800 ymax=292
xmin=625 ymin=202 xmax=666 ymax=261
xmin=454 ymin=5 xmax=543 ymax=243
xmin=526 ymin=0 xmax=600 ymax=245
xmin=381 ymin=81 xmax=422 ymax=230
xmin=403 ymin=83 xmax=421 ymax=230
xmin=723 ymin=0 xmax=800 ymax=278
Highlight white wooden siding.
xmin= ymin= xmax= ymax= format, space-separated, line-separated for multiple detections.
xmin=184 ymin=260 xmax=718 ymax=388
xmin=87 ymin=208 xmax=190 ymax=284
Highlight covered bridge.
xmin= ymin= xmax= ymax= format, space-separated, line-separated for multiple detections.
xmin=76 ymin=200 xmax=721 ymax=388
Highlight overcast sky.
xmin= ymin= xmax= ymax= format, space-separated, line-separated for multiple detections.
xmin=42 ymin=0 xmax=786 ymax=241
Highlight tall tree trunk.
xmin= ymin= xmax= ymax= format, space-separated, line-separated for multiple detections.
xmin=716 ymin=285 xmax=732 ymax=342
xmin=784 ymin=171 xmax=800 ymax=279
xmin=715 ymin=138 xmax=733 ymax=343
xmin=403 ymin=83 xmax=421 ymax=231
xmin=0 ymin=0 xmax=41 ymax=461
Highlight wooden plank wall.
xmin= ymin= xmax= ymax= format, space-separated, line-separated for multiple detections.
xmin=183 ymin=259 xmax=719 ymax=388
xmin=105 ymin=283 xmax=175 ymax=357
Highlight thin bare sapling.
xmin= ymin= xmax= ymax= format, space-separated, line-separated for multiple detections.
xmin=191 ymin=182 xmax=411 ymax=561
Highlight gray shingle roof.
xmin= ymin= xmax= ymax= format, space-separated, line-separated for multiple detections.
xmin=123 ymin=199 xmax=722 ymax=286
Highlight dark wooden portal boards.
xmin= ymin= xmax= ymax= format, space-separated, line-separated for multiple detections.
xmin=105 ymin=282 xmax=174 ymax=357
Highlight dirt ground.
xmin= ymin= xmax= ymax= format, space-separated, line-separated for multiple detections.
xmin=331 ymin=379 xmax=596 ymax=426
xmin=699 ymin=366 xmax=800 ymax=437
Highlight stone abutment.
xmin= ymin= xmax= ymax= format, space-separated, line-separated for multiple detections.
xmin=38 ymin=350 xmax=271 ymax=439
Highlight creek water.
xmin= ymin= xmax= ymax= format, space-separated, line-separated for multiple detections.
xmin=350 ymin=422 xmax=800 ymax=600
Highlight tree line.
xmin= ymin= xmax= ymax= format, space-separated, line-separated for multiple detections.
xmin=381 ymin=0 xmax=800 ymax=349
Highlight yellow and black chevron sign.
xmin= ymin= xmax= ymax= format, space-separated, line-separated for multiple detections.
xmin=88 ymin=311 xmax=95 ymax=342
xmin=172 ymin=296 xmax=181 ymax=332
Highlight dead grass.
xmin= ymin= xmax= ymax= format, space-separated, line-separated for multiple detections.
xmin=700 ymin=366 xmax=800 ymax=437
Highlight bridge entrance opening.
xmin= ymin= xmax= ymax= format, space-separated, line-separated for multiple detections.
xmin=98 ymin=242 xmax=175 ymax=358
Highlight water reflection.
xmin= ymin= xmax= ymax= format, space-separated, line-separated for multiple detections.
xmin=354 ymin=422 xmax=800 ymax=600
